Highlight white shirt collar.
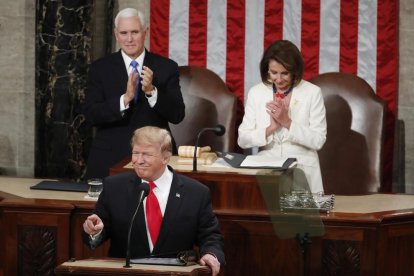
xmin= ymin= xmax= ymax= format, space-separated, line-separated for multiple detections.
xmin=121 ymin=49 xmax=146 ymax=73
xmin=152 ymin=166 xmax=173 ymax=192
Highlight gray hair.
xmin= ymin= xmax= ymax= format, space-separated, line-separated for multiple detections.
xmin=114 ymin=8 xmax=147 ymax=29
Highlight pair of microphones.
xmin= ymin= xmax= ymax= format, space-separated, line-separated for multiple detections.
xmin=124 ymin=124 xmax=225 ymax=268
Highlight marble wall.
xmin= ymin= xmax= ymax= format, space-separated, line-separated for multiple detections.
xmin=0 ymin=1 xmax=36 ymax=176
xmin=35 ymin=0 xmax=94 ymax=180
xmin=0 ymin=0 xmax=413 ymax=190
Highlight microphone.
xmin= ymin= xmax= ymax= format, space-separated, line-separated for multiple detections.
xmin=124 ymin=181 xmax=150 ymax=268
xmin=192 ymin=124 xmax=226 ymax=172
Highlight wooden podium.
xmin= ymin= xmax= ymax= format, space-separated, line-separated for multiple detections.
xmin=55 ymin=258 xmax=211 ymax=275
xmin=3 ymin=173 xmax=414 ymax=275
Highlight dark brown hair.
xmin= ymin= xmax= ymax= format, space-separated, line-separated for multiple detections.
xmin=260 ymin=40 xmax=304 ymax=87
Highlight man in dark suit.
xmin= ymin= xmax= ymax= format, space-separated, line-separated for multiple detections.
xmin=83 ymin=126 xmax=224 ymax=275
xmin=83 ymin=8 xmax=185 ymax=178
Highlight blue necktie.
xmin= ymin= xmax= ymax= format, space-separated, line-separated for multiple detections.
xmin=130 ymin=60 xmax=140 ymax=103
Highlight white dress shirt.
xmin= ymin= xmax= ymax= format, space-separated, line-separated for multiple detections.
xmin=119 ymin=49 xmax=158 ymax=111
xmin=143 ymin=167 xmax=173 ymax=252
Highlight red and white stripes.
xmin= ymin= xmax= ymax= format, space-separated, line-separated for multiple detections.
xmin=150 ymin=0 xmax=398 ymax=190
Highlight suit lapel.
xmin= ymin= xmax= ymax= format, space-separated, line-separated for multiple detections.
xmin=143 ymin=50 xmax=157 ymax=86
xmin=143 ymin=49 xmax=154 ymax=68
xmin=112 ymin=50 xmax=129 ymax=91
xmin=152 ymin=170 xmax=184 ymax=254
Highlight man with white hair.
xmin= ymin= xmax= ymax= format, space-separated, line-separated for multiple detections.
xmin=83 ymin=8 xmax=185 ymax=179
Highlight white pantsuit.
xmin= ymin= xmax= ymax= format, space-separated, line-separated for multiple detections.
xmin=238 ymin=80 xmax=327 ymax=193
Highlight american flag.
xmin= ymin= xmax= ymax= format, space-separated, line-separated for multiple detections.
xmin=149 ymin=0 xmax=398 ymax=191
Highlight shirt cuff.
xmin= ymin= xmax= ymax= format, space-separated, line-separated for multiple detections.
xmin=146 ymin=86 xmax=158 ymax=107
xmin=89 ymin=229 xmax=103 ymax=241
xmin=120 ymin=94 xmax=129 ymax=112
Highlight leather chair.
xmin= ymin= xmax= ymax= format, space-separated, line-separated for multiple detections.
xmin=309 ymin=72 xmax=386 ymax=195
xmin=169 ymin=66 xmax=237 ymax=152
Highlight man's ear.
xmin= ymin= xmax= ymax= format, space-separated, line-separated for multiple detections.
xmin=114 ymin=28 xmax=119 ymax=41
xmin=162 ymin=152 xmax=172 ymax=164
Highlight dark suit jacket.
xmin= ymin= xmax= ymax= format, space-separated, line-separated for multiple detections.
xmin=83 ymin=168 xmax=225 ymax=265
xmin=83 ymin=50 xmax=185 ymax=178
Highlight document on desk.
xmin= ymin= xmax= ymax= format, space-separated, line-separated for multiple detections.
xmin=131 ymin=257 xmax=195 ymax=266
xmin=218 ymin=152 xmax=296 ymax=170
xmin=241 ymin=155 xmax=296 ymax=169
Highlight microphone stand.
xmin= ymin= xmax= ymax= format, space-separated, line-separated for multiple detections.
xmin=296 ymin=233 xmax=311 ymax=276
xmin=192 ymin=124 xmax=225 ymax=172
xmin=124 ymin=183 xmax=149 ymax=268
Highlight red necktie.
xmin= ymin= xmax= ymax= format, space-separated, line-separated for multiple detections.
xmin=146 ymin=181 xmax=162 ymax=245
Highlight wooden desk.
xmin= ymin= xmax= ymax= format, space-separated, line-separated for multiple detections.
xmin=112 ymin=158 xmax=414 ymax=276
xmin=55 ymin=258 xmax=211 ymax=275
xmin=1 ymin=175 xmax=414 ymax=275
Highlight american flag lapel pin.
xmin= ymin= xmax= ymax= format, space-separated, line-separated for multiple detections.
xmin=176 ymin=193 xmax=181 ymax=198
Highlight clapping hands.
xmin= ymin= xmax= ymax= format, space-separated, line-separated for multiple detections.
xmin=266 ymin=97 xmax=291 ymax=129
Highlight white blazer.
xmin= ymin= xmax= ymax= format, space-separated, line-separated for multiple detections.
xmin=238 ymin=80 xmax=327 ymax=193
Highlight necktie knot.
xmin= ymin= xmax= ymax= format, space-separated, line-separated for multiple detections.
xmin=149 ymin=181 xmax=156 ymax=191
xmin=130 ymin=60 xmax=138 ymax=69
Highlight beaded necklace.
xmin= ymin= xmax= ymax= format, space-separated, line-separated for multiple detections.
xmin=272 ymin=83 xmax=293 ymax=99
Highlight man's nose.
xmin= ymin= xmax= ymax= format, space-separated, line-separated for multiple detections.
xmin=133 ymin=153 xmax=145 ymax=163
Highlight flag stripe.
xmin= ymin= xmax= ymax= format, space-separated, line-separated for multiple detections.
xmin=319 ymin=0 xmax=340 ymax=73
xmin=169 ymin=0 xmax=189 ymax=65
xmin=264 ymin=0 xmax=284 ymax=49
xmin=189 ymin=0 xmax=208 ymax=66
xmin=149 ymin=0 xmax=170 ymax=57
xmin=301 ymin=0 xmax=321 ymax=80
xmin=283 ymin=0 xmax=302 ymax=48
xmin=150 ymin=0 xmax=399 ymax=191
xmin=339 ymin=0 xmax=359 ymax=74
xmin=245 ymin=1 xmax=264 ymax=103
xmin=376 ymin=0 xmax=399 ymax=190
xmin=226 ymin=0 xmax=246 ymax=103
xmin=206 ymin=0 xmax=227 ymax=80
xmin=357 ymin=0 xmax=377 ymax=91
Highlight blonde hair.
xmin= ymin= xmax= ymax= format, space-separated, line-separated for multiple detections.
xmin=131 ymin=126 xmax=172 ymax=154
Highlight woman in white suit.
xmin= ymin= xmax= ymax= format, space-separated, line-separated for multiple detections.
xmin=238 ymin=40 xmax=327 ymax=193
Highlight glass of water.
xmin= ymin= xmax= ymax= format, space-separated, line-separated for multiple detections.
xmin=87 ymin=178 xmax=103 ymax=198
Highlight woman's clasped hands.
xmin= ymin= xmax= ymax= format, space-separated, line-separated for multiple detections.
xmin=266 ymin=97 xmax=291 ymax=129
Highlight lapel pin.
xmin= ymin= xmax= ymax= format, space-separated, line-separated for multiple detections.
xmin=176 ymin=193 xmax=181 ymax=198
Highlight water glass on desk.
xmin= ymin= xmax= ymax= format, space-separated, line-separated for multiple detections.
xmin=87 ymin=178 xmax=103 ymax=198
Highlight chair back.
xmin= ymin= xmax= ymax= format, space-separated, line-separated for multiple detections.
xmin=309 ymin=72 xmax=386 ymax=195
xmin=170 ymin=66 xmax=237 ymax=152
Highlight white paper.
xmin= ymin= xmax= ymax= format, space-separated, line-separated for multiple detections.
xmin=210 ymin=157 xmax=232 ymax=168
xmin=240 ymin=155 xmax=288 ymax=167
